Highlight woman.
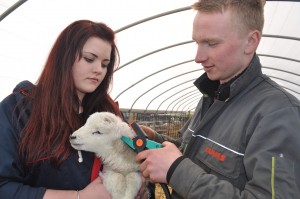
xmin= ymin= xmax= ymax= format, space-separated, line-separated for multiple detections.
xmin=0 ymin=20 xmax=135 ymax=199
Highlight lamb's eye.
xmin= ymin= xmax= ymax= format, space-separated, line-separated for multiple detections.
xmin=92 ymin=131 xmax=103 ymax=135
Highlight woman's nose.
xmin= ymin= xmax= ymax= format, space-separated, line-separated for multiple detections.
xmin=93 ymin=64 xmax=103 ymax=73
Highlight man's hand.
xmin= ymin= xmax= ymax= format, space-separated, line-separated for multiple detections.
xmin=139 ymin=125 xmax=155 ymax=140
xmin=136 ymin=142 xmax=182 ymax=183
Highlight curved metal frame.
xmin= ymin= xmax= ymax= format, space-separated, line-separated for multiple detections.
xmin=114 ymin=59 xmax=194 ymax=100
xmin=114 ymin=41 xmax=194 ymax=72
xmin=156 ymin=85 xmax=197 ymax=113
xmin=166 ymin=90 xmax=199 ymax=112
xmin=117 ymin=34 xmax=300 ymax=112
xmin=0 ymin=0 xmax=27 ymax=22
xmin=128 ymin=69 xmax=201 ymax=113
xmin=1 ymin=1 xmax=300 ymax=113
xmin=170 ymin=91 xmax=199 ymax=113
xmin=180 ymin=96 xmax=201 ymax=112
xmin=144 ymin=80 xmax=195 ymax=112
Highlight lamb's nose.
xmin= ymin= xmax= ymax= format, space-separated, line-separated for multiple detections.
xmin=69 ymin=135 xmax=76 ymax=140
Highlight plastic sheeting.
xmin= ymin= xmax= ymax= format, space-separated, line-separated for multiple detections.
xmin=1 ymin=0 xmax=299 ymax=112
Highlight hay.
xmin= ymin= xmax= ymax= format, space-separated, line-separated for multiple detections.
xmin=155 ymin=184 xmax=172 ymax=199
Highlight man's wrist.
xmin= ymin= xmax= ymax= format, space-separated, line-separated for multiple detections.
xmin=166 ymin=156 xmax=186 ymax=183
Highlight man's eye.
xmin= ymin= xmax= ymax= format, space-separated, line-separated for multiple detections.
xmin=92 ymin=131 xmax=103 ymax=135
xmin=207 ymin=40 xmax=220 ymax=47
xmin=208 ymin=42 xmax=217 ymax=47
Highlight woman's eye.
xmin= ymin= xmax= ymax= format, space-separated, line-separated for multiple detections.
xmin=92 ymin=131 xmax=103 ymax=135
xmin=84 ymin=57 xmax=94 ymax=63
xmin=101 ymin=63 xmax=108 ymax=68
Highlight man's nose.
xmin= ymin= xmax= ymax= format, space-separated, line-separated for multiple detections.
xmin=194 ymin=44 xmax=208 ymax=63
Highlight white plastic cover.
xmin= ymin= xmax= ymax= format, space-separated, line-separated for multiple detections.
xmin=0 ymin=0 xmax=299 ymax=112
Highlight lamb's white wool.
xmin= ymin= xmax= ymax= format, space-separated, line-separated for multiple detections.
xmin=70 ymin=112 xmax=141 ymax=199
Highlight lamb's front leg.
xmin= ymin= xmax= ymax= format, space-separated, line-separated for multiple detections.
xmin=103 ymin=170 xmax=126 ymax=199
xmin=123 ymin=171 xmax=142 ymax=199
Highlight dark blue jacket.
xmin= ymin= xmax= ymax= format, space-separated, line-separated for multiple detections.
xmin=0 ymin=81 xmax=95 ymax=199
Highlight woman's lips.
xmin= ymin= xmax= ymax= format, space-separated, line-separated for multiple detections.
xmin=88 ymin=78 xmax=99 ymax=83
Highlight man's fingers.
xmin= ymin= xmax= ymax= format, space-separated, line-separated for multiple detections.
xmin=136 ymin=150 xmax=149 ymax=162
xmin=142 ymin=169 xmax=149 ymax=178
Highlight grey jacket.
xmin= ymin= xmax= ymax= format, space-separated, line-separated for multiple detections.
xmin=155 ymin=55 xmax=300 ymax=198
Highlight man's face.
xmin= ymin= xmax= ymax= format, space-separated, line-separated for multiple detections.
xmin=192 ymin=10 xmax=250 ymax=84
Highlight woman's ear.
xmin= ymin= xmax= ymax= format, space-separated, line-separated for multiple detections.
xmin=245 ymin=30 xmax=261 ymax=54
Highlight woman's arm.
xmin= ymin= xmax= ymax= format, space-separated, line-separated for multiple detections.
xmin=0 ymin=94 xmax=47 ymax=199
xmin=43 ymin=177 xmax=111 ymax=199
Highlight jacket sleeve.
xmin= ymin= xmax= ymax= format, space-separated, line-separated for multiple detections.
xmin=153 ymin=118 xmax=192 ymax=148
xmin=168 ymin=106 xmax=300 ymax=198
xmin=0 ymin=93 xmax=46 ymax=199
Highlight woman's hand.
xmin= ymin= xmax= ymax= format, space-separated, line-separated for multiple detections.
xmin=79 ymin=176 xmax=111 ymax=199
xmin=43 ymin=177 xmax=111 ymax=199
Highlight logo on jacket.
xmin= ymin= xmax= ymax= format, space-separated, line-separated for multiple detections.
xmin=205 ymin=146 xmax=226 ymax=162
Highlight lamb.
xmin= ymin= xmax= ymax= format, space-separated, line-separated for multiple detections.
xmin=69 ymin=112 xmax=142 ymax=199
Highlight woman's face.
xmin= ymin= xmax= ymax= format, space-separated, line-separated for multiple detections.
xmin=72 ymin=36 xmax=112 ymax=102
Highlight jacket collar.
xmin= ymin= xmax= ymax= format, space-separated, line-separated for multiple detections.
xmin=194 ymin=54 xmax=263 ymax=101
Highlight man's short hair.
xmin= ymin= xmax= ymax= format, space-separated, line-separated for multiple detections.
xmin=192 ymin=0 xmax=266 ymax=35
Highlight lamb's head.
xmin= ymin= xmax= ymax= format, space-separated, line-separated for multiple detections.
xmin=69 ymin=112 xmax=132 ymax=153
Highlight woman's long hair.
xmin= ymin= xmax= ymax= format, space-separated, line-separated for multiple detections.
xmin=18 ymin=20 xmax=120 ymax=166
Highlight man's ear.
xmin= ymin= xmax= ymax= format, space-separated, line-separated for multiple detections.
xmin=245 ymin=30 xmax=261 ymax=54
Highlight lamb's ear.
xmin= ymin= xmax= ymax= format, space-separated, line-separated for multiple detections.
xmin=118 ymin=122 xmax=132 ymax=137
xmin=104 ymin=117 xmax=112 ymax=124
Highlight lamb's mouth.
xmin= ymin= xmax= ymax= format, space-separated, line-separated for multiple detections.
xmin=71 ymin=143 xmax=83 ymax=148
xmin=72 ymin=143 xmax=82 ymax=146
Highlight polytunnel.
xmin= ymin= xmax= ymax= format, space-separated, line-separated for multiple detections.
xmin=1 ymin=1 xmax=300 ymax=198
xmin=1 ymin=0 xmax=300 ymax=125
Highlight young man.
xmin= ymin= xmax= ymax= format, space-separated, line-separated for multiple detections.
xmin=136 ymin=0 xmax=300 ymax=198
